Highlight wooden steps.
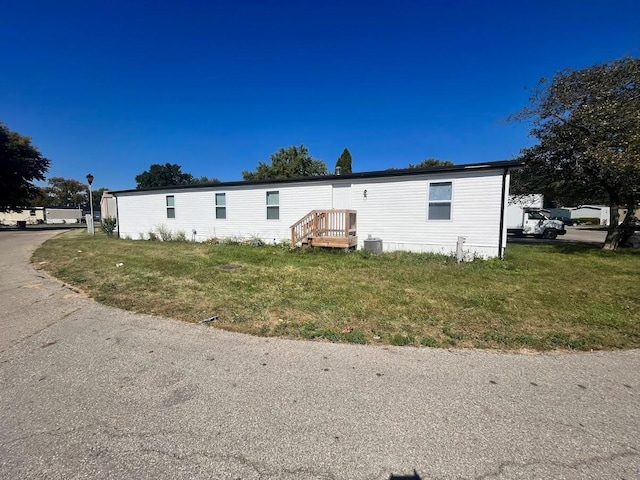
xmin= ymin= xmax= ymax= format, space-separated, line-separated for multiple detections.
xmin=291 ymin=210 xmax=357 ymax=250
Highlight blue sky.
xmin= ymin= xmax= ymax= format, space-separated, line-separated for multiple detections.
xmin=2 ymin=0 xmax=639 ymax=191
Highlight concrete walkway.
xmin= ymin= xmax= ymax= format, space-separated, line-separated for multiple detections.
xmin=1 ymin=230 xmax=638 ymax=479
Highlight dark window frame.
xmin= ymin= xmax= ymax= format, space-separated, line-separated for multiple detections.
xmin=266 ymin=191 xmax=279 ymax=220
xmin=166 ymin=195 xmax=176 ymax=219
xmin=215 ymin=193 xmax=226 ymax=219
xmin=427 ymin=182 xmax=452 ymax=221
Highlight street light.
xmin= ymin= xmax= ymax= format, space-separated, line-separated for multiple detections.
xmin=86 ymin=173 xmax=94 ymax=236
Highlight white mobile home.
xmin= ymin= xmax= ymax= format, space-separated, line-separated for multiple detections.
xmin=100 ymin=191 xmax=117 ymax=219
xmin=111 ymin=160 xmax=521 ymax=259
xmin=44 ymin=207 xmax=82 ymax=224
xmin=0 ymin=207 xmax=45 ymax=225
xmin=0 ymin=206 xmax=82 ymax=225
xmin=549 ymin=205 xmax=611 ymax=225
xmin=569 ymin=205 xmax=610 ymax=225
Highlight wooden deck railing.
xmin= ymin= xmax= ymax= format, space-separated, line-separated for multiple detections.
xmin=290 ymin=210 xmax=357 ymax=248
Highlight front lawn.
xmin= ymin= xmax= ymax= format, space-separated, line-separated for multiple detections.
xmin=32 ymin=230 xmax=640 ymax=350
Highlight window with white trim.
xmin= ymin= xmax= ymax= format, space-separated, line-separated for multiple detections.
xmin=428 ymin=182 xmax=452 ymax=220
xmin=215 ymin=193 xmax=226 ymax=219
xmin=166 ymin=195 xmax=175 ymax=218
xmin=266 ymin=191 xmax=279 ymax=220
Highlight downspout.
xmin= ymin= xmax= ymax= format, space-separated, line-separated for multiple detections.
xmin=498 ymin=167 xmax=508 ymax=260
xmin=115 ymin=195 xmax=120 ymax=239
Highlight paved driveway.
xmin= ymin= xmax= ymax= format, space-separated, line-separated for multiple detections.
xmin=508 ymin=227 xmax=608 ymax=246
xmin=1 ymin=230 xmax=638 ymax=479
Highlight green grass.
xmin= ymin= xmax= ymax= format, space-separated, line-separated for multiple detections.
xmin=32 ymin=230 xmax=640 ymax=351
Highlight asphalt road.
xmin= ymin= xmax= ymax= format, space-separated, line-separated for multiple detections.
xmin=508 ymin=226 xmax=608 ymax=246
xmin=559 ymin=226 xmax=608 ymax=244
xmin=1 ymin=230 xmax=638 ymax=479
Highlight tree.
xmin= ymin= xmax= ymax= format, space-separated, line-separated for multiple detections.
xmin=0 ymin=122 xmax=51 ymax=211
xmin=408 ymin=158 xmax=454 ymax=169
xmin=29 ymin=178 xmax=101 ymax=208
xmin=513 ymin=57 xmax=640 ymax=249
xmin=29 ymin=186 xmax=51 ymax=207
xmin=191 ymin=176 xmax=221 ymax=185
xmin=42 ymin=177 xmax=88 ymax=207
xmin=91 ymin=187 xmax=109 ymax=207
xmin=242 ymin=145 xmax=328 ymax=180
xmin=136 ymin=163 xmax=188 ymax=189
xmin=135 ymin=163 xmax=219 ymax=189
xmin=335 ymin=148 xmax=353 ymax=174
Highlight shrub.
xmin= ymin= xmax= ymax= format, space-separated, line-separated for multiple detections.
xmin=246 ymin=236 xmax=265 ymax=247
xmin=222 ymin=236 xmax=244 ymax=245
xmin=101 ymin=217 xmax=117 ymax=236
xmin=174 ymin=230 xmax=187 ymax=242
xmin=275 ymin=240 xmax=291 ymax=249
xmin=155 ymin=224 xmax=173 ymax=241
xmin=147 ymin=231 xmax=158 ymax=241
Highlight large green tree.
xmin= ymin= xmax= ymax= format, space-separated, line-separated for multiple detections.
xmin=242 ymin=145 xmax=328 ymax=180
xmin=91 ymin=187 xmax=110 ymax=207
xmin=41 ymin=177 xmax=88 ymax=207
xmin=513 ymin=57 xmax=640 ymax=249
xmin=0 ymin=122 xmax=50 ymax=211
xmin=135 ymin=163 xmax=219 ymax=189
xmin=190 ymin=176 xmax=221 ymax=185
xmin=335 ymin=148 xmax=353 ymax=174
xmin=408 ymin=158 xmax=454 ymax=168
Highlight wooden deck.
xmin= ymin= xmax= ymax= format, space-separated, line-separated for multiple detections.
xmin=290 ymin=210 xmax=357 ymax=249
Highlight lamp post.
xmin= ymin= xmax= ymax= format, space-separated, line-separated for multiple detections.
xmin=86 ymin=173 xmax=94 ymax=235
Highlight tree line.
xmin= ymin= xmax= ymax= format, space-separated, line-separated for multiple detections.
xmin=2 ymin=56 xmax=638 ymax=249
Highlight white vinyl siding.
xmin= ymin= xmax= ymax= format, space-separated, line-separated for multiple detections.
xmin=115 ymin=182 xmax=333 ymax=243
xmin=351 ymin=170 xmax=504 ymax=258
xmin=215 ymin=193 xmax=226 ymax=219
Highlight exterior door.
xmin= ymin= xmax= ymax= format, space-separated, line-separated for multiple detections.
xmin=332 ymin=184 xmax=352 ymax=209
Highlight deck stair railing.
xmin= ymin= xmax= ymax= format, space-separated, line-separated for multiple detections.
xmin=290 ymin=209 xmax=357 ymax=248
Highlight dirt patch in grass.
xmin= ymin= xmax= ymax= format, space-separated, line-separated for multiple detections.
xmin=32 ymin=230 xmax=640 ymax=350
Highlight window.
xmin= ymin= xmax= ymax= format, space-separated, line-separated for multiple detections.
xmin=215 ymin=193 xmax=226 ymax=219
xmin=30 ymin=209 xmax=36 ymax=216
xmin=527 ymin=211 xmax=546 ymax=220
xmin=166 ymin=195 xmax=175 ymax=218
xmin=428 ymin=182 xmax=452 ymax=220
xmin=266 ymin=191 xmax=279 ymax=220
